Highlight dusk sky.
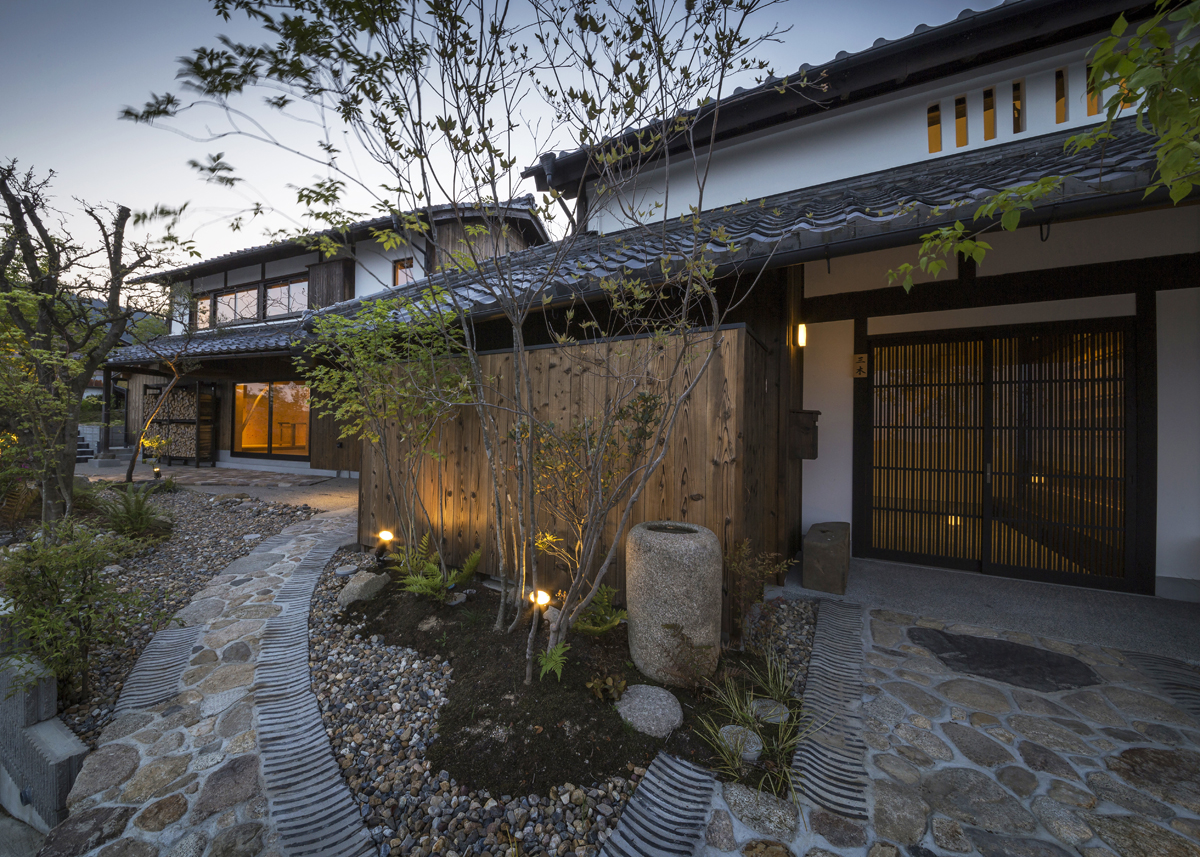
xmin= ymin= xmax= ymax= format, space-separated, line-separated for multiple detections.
xmin=1 ymin=0 xmax=1003 ymax=261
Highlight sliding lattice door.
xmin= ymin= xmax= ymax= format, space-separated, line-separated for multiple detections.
xmin=867 ymin=321 xmax=1132 ymax=587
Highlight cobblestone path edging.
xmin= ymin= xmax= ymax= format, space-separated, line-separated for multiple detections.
xmin=38 ymin=512 xmax=364 ymax=857
xmin=794 ymin=599 xmax=870 ymax=821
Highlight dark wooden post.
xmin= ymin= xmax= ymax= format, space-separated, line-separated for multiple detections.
xmin=99 ymin=368 xmax=112 ymax=455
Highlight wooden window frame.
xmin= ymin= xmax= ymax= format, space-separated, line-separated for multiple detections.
xmin=1012 ymin=80 xmax=1025 ymax=133
xmin=394 ymin=257 xmax=415 ymax=287
xmin=927 ymin=103 xmax=943 ymax=154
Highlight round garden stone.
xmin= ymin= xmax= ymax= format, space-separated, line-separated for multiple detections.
xmin=942 ymin=722 xmax=1015 ymax=767
xmin=752 ymin=698 xmax=789 ymax=724
xmin=334 ymin=563 xmax=358 ymax=577
xmin=720 ymin=725 xmax=764 ymax=761
xmin=722 ymin=782 xmax=799 ymax=839
xmin=922 ymin=768 xmax=1036 ymax=832
xmin=625 ymin=521 xmax=722 ymax=685
xmin=614 ymin=684 xmax=683 ymax=738
xmin=67 ymin=743 xmax=140 ymax=806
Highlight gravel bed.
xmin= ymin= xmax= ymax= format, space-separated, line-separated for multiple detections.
xmin=744 ymin=597 xmax=818 ymax=696
xmin=60 ymin=488 xmax=318 ymax=745
xmin=309 ymin=548 xmax=638 ymax=857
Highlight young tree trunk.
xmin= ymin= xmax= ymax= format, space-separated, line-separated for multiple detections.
xmin=43 ymin=410 xmax=81 ymax=524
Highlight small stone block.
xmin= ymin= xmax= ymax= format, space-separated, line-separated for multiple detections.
xmin=802 ymin=522 xmax=850 ymax=595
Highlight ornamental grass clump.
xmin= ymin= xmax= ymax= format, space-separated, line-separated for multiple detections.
xmin=0 ymin=521 xmax=151 ymax=702
xmin=696 ymin=652 xmax=822 ymax=802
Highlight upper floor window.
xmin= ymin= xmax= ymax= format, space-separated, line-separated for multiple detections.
xmin=983 ymin=88 xmax=996 ymax=140
xmin=954 ymin=96 xmax=968 ymax=147
xmin=194 ymin=297 xmax=211 ymax=330
xmin=927 ymin=103 xmax=943 ymax=154
xmin=216 ymin=288 xmax=258 ymax=324
xmin=394 ymin=257 xmax=415 ymax=287
xmin=1012 ymin=80 xmax=1025 ymax=133
xmin=265 ymin=277 xmax=309 ymax=317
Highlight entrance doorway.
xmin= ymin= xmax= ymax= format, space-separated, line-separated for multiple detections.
xmin=864 ymin=319 xmax=1135 ymax=589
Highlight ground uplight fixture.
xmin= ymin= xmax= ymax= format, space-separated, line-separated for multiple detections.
xmin=379 ymin=530 xmax=394 ymax=541
xmin=529 ymin=590 xmax=550 ymax=606
xmin=152 ymin=466 xmax=161 ymax=479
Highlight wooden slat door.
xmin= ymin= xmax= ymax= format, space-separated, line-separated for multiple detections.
xmin=865 ymin=319 xmax=1134 ymax=588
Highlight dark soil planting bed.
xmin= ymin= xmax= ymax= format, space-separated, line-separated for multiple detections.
xmin=358 ymin=585 xmax=726 ymax=796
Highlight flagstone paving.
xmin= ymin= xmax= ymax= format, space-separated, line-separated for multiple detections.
xmin=862 ymin=609 xmax=1200 ymax=857
xmin=37 ymin=512 xmax=362 ymax=857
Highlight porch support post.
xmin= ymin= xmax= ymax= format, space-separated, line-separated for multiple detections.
xmin=99 ymin=368 xmax=112 ymax=455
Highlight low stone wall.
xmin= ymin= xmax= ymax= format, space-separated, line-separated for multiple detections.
xmin=0 ymin=601 xmax=90 ymax=834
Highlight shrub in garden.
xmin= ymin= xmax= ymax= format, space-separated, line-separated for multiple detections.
xmin=725 ymin=540 xmax=792 ymax=643
xmin=100 ymin=483 xmax=173 ymax=538
xmin=0 ymin=521 xmax=150 ymax=701
xmin=571 ymin=584 xmax=627 ymax=636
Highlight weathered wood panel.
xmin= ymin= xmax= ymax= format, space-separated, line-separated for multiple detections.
xmin=358 ymin=326 xmax=783 ymax=612
xmin=308 ymin=258 xmax=354 ymax=309
xmin=309 ymin=401 xmax=362 ymax=472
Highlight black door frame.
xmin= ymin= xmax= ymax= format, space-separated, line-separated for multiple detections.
xmin=853 ymin=315 xmax=1153 ymax=594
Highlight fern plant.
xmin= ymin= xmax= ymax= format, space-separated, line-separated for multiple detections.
xmin=537 ymin=642 xmax=571 ymax=682
xmin=572 ymin=584 xmax=628 ymax=636
xmin=390 ymin=536 xmax=481 ymax=603
xmin=100 ymin=483 xmax=172 ymax=539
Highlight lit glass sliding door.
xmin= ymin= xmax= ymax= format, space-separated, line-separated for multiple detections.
xmin=233 ymin=382 xmax=310 ymax=458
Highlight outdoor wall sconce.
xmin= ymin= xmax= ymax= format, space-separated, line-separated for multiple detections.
xmin=529 ymin=589 xmax=550 ymax=607
xmin=796 ymin=323 xmax=807 ymax=347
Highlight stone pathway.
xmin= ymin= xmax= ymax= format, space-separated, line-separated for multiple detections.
xmin=39 ymin=512 xmax=363 ymax=857
xmin=863 ymin=609 xmax=1200 ymax=857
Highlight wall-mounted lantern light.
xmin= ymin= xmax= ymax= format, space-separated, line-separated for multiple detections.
xmin=796 ymin=324 xmax=807 ymax=348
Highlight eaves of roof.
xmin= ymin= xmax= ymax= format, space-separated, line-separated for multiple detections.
xmin=524 ymin=0 xmax=1153 ymax=197
xmin=321 ymin=118 xmax=1160 ymax=327
xmin=133 ymin=196 xmax=549 ymax=285
xmin=106 ymin=318 xmax=304 ymax=367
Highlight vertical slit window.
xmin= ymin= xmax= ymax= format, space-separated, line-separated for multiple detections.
xmin=1055 ymin=68 xmax=1068 ymax=123
xmin=1012 ymin=80 xmax=1025 ymax=133
xmin=1087 ymin=64 xmax=1102 ymax=116
xmin=983 ymin=88 xmax=996 ymax=140
xmin=394 ymin=257 xmax=415 ymax=287
xmin=955 ymin=96 xmax=968 ymax=147
xmin=927 ymin=103 xmax=942 ymax=153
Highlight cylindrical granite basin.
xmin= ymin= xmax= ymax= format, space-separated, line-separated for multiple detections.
xmin=625 ymin=520 xmax=722 ymax=686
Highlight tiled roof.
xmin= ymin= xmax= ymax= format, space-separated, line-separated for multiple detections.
xmin=132 ymin=196 xmax=548 ymax=284
xmin=111 ymin=119 xmax=1158 ymax=366
xmin=107 ymin=318 xmax=303 ymax=365
xmin=328 ymin=118 xmax=1157 ymax=318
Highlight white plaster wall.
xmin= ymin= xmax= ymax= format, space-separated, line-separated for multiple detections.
xmin=978 ymin=207 xmax=1200 ymax=277
xmin=806 ymin=245 xmax=957 ymax=297
xmin=225 ymin=264 xmax=261 ymax=286
xmin=868 ymin=293 xmax=1135 ymax=336
xmin=353 ymin=236 xmax=426 ymax=300
xmin=589 ymin=34 xmax=1115 ymax=232
xmin=801 ymin=319 xmax=855 ymax=535
xmin=1156 ymin=287 xmax=1200 ymax=601
xmin=266 ymin=254 xmax=317 ymax=278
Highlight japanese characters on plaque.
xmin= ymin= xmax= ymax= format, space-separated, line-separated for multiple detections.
xmin=852 ymin=353 xmax=868 ymax=378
